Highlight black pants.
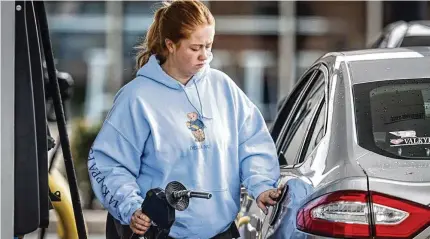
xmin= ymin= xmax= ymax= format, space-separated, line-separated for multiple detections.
xmin=106 ymin=213 xmax=240 ymax=239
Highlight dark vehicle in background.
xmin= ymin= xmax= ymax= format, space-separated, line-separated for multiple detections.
xmin=238 ymin=47 xmax=430 ymax=239
xmin=370 ymin=20 xmax=430 ymax=48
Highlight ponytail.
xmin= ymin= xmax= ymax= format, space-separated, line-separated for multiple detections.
xmin=135 ymin=7 xmax=167 ymax=69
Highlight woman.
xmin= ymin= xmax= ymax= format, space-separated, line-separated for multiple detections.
xmin=89 ymin=1 xmax=283 ymax=238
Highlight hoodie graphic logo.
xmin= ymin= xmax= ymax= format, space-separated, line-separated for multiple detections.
xmin=186 ymin=112 xmax=206 ymax=142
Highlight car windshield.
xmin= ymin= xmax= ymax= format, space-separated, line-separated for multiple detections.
xmin=400 ymin=36 xmax=430 ymax=47
xmin=354 ymin=78 xmax=430 ymax=159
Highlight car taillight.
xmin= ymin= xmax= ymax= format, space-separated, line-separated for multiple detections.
xmin=297 ymin=190 xmax=430 ymax=239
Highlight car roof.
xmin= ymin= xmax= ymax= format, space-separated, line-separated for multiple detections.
xmin=405 ymin=21 xmax=430 ymax=36
xmin=323 ymin=47 xmax=430 ymax=84
xmin=385 ymin=20 xmax=430 ymax=35
xmin=408 ymin=20 xmax=430 ymax=28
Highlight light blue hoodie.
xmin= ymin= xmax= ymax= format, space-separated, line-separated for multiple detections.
xmin=88 ymin=54 xmax=280 ymax=238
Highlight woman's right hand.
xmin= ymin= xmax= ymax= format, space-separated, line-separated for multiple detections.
xmin=130 ymin=209 xmax=151 ymax=235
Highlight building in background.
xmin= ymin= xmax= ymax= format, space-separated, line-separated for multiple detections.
xmin=45 ymin=1 xmax=429 ymax=124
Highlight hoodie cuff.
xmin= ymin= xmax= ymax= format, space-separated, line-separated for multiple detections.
xmin=124 ymin=201 xmax=143 ymax=225
xmin=251 ymin=183 xmax=277 ymax=200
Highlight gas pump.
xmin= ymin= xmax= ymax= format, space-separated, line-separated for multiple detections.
xmin=4 ymin=1 xmax=87 ymax=238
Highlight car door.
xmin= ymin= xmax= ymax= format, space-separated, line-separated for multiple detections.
xmin=237 ymin=64 xmax=326 ymax=239
xmin=262 ymin=65 xmax=329 ymax=239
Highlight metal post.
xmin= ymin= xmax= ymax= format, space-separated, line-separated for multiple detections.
xmin=278 ymin=1 xmax=296 ymax=102
xmin=84 ymin=49 xmax=109 ymax=126
xmin=106 ymin=1 xmax=124 ymax=94
xmin=1 ymin=1 xmax=15 ymax=238
xmin=242 ymin=51 xmax=266 ymax=110
xmin=240 ymin=50 xmax=275 ymax=118
xmin=366 ymin=1 xmax=383 ymax=45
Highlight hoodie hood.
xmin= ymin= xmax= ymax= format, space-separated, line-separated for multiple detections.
xmin=136 ymin=53 xmax=213 ymax=90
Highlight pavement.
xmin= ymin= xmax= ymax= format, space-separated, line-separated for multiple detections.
xmin=24 ymin=232 xmax=105 ymax=239
xmin=24 ymin=209 xmax=108 ymax=238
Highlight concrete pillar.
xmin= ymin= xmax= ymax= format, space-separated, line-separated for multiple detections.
xmin=366 ymin=1 xmax=383 ymax=45
xmin=106 ymin=1 xmax=124 ymax=93
xmin=278 ymin=1 xmax=296 ymax=103
xmin=240 ymin=50 xmax=275 ymax=117
xmin=84 ymin=49 xmax=109 ymax=126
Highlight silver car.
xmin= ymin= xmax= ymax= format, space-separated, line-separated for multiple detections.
xmin=238 ymin=47 xmax=430 ymax=239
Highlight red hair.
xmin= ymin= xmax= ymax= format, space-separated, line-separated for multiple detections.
xmin=135 ymin=0 xmax=215 ymax=69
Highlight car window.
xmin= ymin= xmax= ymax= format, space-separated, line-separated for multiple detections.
xmin=272 ymin=69 xmax=319 ymax=165
xmin=401 ymin=24 xmax=430 ymax=47
xmin=354 ymin=78 xmax=430 ymax=159
xmin=272 ymin=69 xmax=317 ymax=137
xmin=400 ymin=36 xmax=430 ymax=47
xmin=280 ymin=73 xmax=325 ymax=165
xmin=300 ymin=100 xmax=327 ymax=163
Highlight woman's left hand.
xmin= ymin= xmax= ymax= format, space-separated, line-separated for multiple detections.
xmin=256 ymin=184 xmax=285 ymax=215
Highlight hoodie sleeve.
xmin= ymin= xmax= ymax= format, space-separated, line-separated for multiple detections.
xmin=87 ymin=91 xmax=149 ymax=225
xmin=238 ymin=99 xmax=281 ymax=200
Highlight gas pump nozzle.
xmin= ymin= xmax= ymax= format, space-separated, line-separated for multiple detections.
xmin=131 ymin=181 xmax=211 ymax=239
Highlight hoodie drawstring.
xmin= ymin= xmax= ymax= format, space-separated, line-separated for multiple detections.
xmin=183 ymin=79 xmax=205 ymax=119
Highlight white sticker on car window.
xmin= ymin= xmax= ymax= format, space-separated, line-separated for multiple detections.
xmin=390 ymin=130 xmax=416 ymax=138
xmin=390 ymin=137 xmax=430 ymax=147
